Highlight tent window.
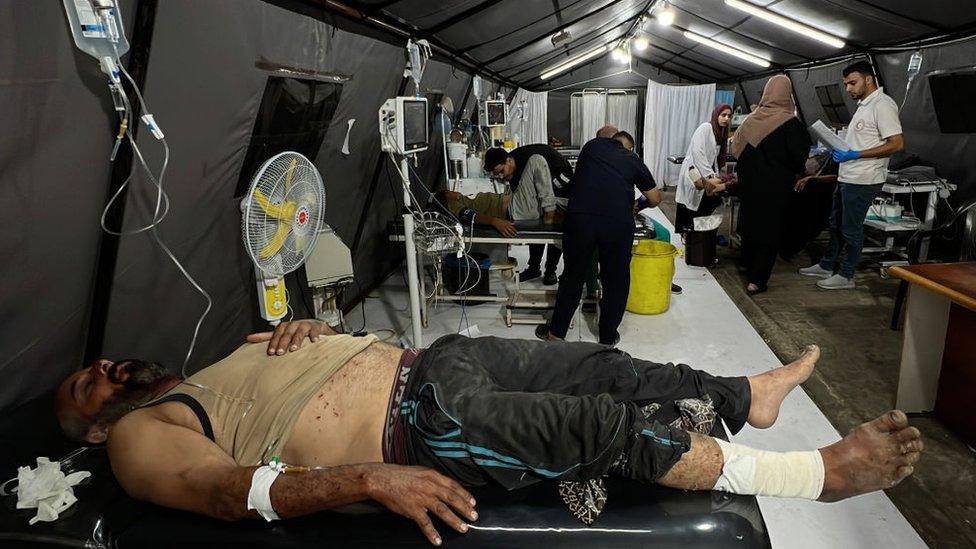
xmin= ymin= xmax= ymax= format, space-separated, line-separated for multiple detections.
xmin=815 ymin=84 xmax=851 ymax=127
xmin=235 ymin=76 xmax=342 ymax=197
xmin=929 ymin=72 xmax=976 ymax=134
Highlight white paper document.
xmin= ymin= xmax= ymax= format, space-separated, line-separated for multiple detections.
xmin=810 ymin=120 xmax=850 ymax=151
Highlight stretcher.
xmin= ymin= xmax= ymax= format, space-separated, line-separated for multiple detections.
xmin=390 ymin=219 xmax=659 ymax=329
xmin=0 ymin=393 xmax=770 ymax=548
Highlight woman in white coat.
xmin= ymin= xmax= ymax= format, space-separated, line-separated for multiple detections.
xmin=675 ymin=104 xmax=732 ymax=233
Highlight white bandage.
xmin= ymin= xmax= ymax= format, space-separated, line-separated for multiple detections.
xmin=247 ymin=466 xmax=281 ymax=521
xmin=712 ymin=439 xmax=825 ymax=500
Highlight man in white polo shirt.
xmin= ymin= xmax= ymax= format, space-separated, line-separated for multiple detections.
xmin=800 ymin=61 xmax=905 ymax=289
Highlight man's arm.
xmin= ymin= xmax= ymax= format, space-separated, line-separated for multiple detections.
xmin=857 ymin=134 xmax=905 ymax=159
xmin=108 ymin=413 xmax=477 ymax=545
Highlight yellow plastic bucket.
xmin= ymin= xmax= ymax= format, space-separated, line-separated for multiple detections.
xmin=626 ymin=240 xmax=681 ymax=315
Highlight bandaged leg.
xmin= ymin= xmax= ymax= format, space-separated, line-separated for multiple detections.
xmin=712 ymin=439 xmax=824 ymax=500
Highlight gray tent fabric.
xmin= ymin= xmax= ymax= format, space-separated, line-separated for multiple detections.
xmin=0 ymin=1 xmax=134 ymax=410
xmin=99 ymin=0 xmax=409 ymax=374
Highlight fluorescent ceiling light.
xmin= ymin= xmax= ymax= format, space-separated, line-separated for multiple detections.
xmin=540 ymin=44 xmax=610 ymax=80
xmin=725 ymin=0 xmax=845 ymax=48
xmin=633 ymin=36 xmax=650 ymax=51
xmin=656 ymin=7 xmax=676 ymax=27
xmin=612 ymin=47 xmax=631 ymax=63
xmin=683 ymin=30 xmax=771 ymax=67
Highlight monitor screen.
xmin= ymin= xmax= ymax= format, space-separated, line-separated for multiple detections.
xmin=929 ymin=72 xmax=976 ymax=134
xmin=486 ymin=101 xmax=506 ymax=126
xmin=402 ymin=99 xmax=428 ymax=151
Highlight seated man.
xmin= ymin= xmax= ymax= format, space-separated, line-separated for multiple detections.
xmin=57 ymin=320 xmax=922 ymax=547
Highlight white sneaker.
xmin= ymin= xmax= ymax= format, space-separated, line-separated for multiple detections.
xmin=799 ymin=264 xmax=833 ymax=278
xmin=817 ymin=274 xmax=855 ymax=290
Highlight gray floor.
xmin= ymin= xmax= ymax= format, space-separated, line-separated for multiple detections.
xmin=658 ymin=189 xmax=976 ymax=548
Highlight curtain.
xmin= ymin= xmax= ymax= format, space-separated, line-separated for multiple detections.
xmin=506 ymin=88 xmax=548 ymax=146
xmin=642 ymin=81 xmax=716 ymax=187
xmin=580 ymin=92 xmax=607 ymax=145
xmin=607 ymin=93 xmax=638 ymax=140
xmin=715 ymin=89 xmax=735 ymax=108
xmin=570 ymin=94 xmax=583 ymax=145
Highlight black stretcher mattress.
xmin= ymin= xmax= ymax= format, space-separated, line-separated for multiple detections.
xmin=1 ymin=393 xmax=769 ymax=548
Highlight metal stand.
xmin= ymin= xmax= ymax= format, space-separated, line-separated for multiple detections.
xmin=399 ymin=156 xmax=424 ymax=347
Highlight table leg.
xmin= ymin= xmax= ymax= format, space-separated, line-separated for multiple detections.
xmin=896 ymin=285 xmax=951 ymax=412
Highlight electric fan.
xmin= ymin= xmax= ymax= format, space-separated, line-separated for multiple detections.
xmin=241 ymin=152 xmax=325 ymax=325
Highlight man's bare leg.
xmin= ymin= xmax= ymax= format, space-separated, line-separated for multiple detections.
xmin=746 ymin=345 xmax=820 ymax=429
xmin=655 ymin=410 xmax=922 ymax=501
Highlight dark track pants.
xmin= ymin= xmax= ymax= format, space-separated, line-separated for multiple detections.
xmin=402 ymin=335 xmax=751 ymax=490
xmin=527 ymin=243 xmax=562 ymax=275
xmin=551 ymin=214 xmax=633 ymax=343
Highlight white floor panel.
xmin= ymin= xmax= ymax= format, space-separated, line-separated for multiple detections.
xmin=362 ymin=208 xmax=924 ymax=548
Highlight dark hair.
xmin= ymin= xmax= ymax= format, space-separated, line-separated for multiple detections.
xmin=842 ymin=61 xmax=875 ymax=79
xmin=612 ymin=131 xmax=635 ymax=147
xmin=483 ymin=148 xmax=510 ymax=173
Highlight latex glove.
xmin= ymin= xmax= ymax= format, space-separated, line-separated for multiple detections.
xmin=832 ymin=149 xmax=860 ymax=163
xmin=635 ymin=195 xmax=651 ymax=212
xmin=15 ymin=457 xmax=90 ymax=525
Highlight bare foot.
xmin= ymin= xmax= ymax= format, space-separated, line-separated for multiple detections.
xmin=543 ymin=211 xmax=555 ymax=225
xmin=747 ymin=344 xmax=819 ymax=428
xmin=818 ymin=410 xmax=923 ymax=502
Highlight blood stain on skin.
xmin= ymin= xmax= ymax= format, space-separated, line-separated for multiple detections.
xmin=316 ymin=416 xmax=321 ymax=420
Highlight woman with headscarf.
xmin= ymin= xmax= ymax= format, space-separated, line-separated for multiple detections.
xmin=732 ymin=75 xmax=811 ymax=294
xmin=675 ymin=104 xmax=733 ymax=233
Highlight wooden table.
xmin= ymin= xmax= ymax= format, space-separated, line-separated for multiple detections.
xmin=890 ymin=263 xmax=976 ymax=444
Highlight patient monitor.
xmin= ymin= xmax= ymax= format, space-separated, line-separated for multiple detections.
xmin=481 ymin=99 xmax=508 ymax=128
xmin=379 ymin=97 xmax=429 ymax=154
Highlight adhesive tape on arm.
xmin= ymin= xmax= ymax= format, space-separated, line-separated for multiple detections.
xmin=247 ymin=466 xmax=281 ymax=521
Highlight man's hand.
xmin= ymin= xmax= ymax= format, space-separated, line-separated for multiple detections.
xmin=246 ymin=319 xmax=337 ymax=356
xmin=705 ymin=177 xmax=726 ymax=196
xmin=492 ymin=218 xmax=517 ymax=237
xmin=795 ymin=176 xmax=812 ymax=192
xmin=832 ymin=149 xmax=860 ymax=163
xmin=365 ymin=465 xmax=478 ymax=546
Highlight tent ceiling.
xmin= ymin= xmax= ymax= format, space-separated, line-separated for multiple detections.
xmin=345 ymin=0 xmax=976 ymax=88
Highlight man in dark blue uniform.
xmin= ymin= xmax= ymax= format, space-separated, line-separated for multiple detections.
xmin=538 ymin=126 xmax=661 ymax=346
xmin=485 ymin=145 xmax=573 ymax=285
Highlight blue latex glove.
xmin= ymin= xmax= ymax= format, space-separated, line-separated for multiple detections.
xmin=832 ymin=149 xmax=861 ymax=163
xmin=635 ymin=195 xmax=651 ymax=211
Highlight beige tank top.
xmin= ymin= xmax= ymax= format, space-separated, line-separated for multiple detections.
xmin=157 ymin=334 xmax=377 ymax=466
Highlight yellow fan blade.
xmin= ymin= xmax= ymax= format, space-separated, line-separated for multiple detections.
xmin=283 ymin=158 xmax=297 ymax=193
xmin=259 ymin=220 xmax=293 ymax=259
xmin=253 ymin=188 xmax=298 ymax=221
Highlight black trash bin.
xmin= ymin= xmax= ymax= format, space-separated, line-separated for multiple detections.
xmin=444 ymin=253 xmax=492 ymax=296
xmin=684 ymin=229 xmax=718 ymax=267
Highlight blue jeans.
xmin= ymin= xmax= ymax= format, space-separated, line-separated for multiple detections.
xmin=819 ymin=182 xmax=882 ymax=279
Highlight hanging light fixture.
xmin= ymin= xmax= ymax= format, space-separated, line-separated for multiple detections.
xmin=613 ymin=46 xmax=631 ymax=63
xmin=683 ymin=30 xmax=771 ymax=67
xmin=725 ymin=0 xmax=845 ymax=48
xmin=540 ymin=44 xmax=612 ymax=80
xmin=656 ymin=2 xmax=676 ymax=27
xmin=633 ymin=35 xmax=650 ymax=51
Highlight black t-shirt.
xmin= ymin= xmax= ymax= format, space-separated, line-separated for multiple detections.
xmin=509 ymin=144 xmax=574 ymax=191
xmin=567 ymin=138 xmax=656 ymax=218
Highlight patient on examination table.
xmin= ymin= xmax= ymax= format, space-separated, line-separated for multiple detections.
xmin=433 ymin=189 xmax=564 ymax=237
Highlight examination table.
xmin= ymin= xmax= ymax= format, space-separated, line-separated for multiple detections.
xmin=1 ymin=393 xmax=769 ymax=548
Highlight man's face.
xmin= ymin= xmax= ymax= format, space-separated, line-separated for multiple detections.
xmin=717 ymin=109 xmax=732 ymax=127
xmin=844 ymin=72 xmax=872 ymax=100
xmin=56 ymin=359 xmax=170 ymax=442
xmin=491 ymin=157 xmax=516 ymax=181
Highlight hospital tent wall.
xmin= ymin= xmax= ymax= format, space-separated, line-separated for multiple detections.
xmin=874 ymin=39 xmax=976 ymax=203
xmin=85 ymin=0 xmax=500 ymax=382
xmin=0 ymin=1 xmax=137 ymax=411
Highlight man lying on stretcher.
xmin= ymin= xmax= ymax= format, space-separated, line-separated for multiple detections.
xmin=434 ymin=153 xmax=563 ymax=237
xmin=55 ymin=319 xmax=923 ymax=546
